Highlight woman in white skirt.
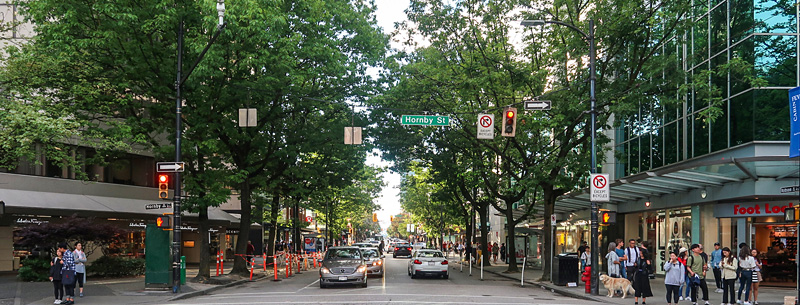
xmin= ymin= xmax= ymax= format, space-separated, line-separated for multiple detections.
xmin=750 ymin=248 xmax=762 ymax=305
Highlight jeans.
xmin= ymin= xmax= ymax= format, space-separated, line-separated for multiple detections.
xmin=666 ymin=284 xmax=680 ymax=303
xmin=738 ymin=270 xmax=752 ymax=302
xmin=679 ymin=274 xmax=691 ymax=297
xmin=53 ymin=280 xmax=63 ymax=300
xmin=712 ymin=267 xmax=722 ymax=289
xmin=691 ymin=276 xmax=709 ymax=302
xmin=722 ymin=279 xmax=736 ymax=304
xmin=620 ymin=264 xmax=627 ymax=278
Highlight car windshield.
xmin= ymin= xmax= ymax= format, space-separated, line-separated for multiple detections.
xmin=361 ymin=249 xmax=379 ymax=258
xmin=417 ymin=251 xmax=443 ymax=258
xmin=396 ymin=244 xmax=410 ymax=247
xmin=326 ymin=248 xmax=361 ymax=259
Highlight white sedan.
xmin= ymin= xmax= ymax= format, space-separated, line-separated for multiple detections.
xmin=407 ymin=249 xmax=448 ymax=279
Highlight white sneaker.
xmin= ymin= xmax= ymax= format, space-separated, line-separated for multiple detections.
xmin=736 ymin=301 xmax=742 ymax=304
xmin=743 ymin=302 xmax=752 ymax=305
xmin=680 ymin=297 xmax=685 ymax=301
xmin=54 ymin=300 xmax=61 ymax=304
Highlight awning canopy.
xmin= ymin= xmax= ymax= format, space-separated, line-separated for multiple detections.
xmin=0 ymin=188 xmax=238 ymax=226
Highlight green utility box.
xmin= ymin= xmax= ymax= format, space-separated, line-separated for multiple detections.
xmin=180 ymin=256 xmax=186 ymax=285
xmin=145 ymin=224 xmax=172 ymax=290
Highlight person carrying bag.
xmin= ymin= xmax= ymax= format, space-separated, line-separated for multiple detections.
xmin=58 ymin=244 xmax=77 ymax=305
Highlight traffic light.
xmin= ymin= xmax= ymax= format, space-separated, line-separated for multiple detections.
xmin=156 ymin=215 xmax=171 ymax=228
xmin=600 ymin=211 xmax=617 ymax=226
xmin=501 ymin=107 xmax=517 ymax=137
xmin=372 ymin=213 xmax=378 ymax=222
xmin=158 ymin=174 xmax=169 ymax=199
xmin=390 ymin=215 xmax=394 ymax=222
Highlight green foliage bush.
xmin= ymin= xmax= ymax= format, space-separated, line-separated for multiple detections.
xmin=17 ymin=256 xmax=51 ymax=282
xmin=87 ymin=256 xmax=145 ymax=277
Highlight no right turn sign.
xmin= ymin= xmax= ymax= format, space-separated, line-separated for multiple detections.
xmin=590 ymin=173 xmax=610 ymax=202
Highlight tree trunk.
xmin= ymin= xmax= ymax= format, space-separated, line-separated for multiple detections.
xmin=540 ymin=187 xmax=556 ymax=282
xmin=232 ymin=178 xmax=252 ymax=275
xmin=505 ymin=205 xmax=519 ymax=272
xmin=265 ymin=194 xmax=280 ymax=264
xmin=193 ymin=205 xmax=211 ymax=282
xmin=294 ymin=200 xmax=301 ymax=254
xmin=478 ymin=204 xmax=491 ymax=266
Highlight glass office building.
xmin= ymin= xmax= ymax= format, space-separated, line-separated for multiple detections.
xmin=554 ymin=1 xmax=799 ymax=285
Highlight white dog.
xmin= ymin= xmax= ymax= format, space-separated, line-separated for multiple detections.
xmin=599 ymin=274 xmax=636 ymax=298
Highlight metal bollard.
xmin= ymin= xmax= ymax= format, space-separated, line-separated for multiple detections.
xmin=480 ymin=256 xmax=483 ymax=281
xmin=521 ymin=256 xmax=526 ymax=287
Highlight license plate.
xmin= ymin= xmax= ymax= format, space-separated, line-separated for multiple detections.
xmin=338 ymin=276 xmax=347 ymax=281
xmin=428 ymin=262 xmax=435 ymax=266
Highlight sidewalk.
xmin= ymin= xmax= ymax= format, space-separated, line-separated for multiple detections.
xmin=456 ymin=257 xmax=796 ymax=305
xmin=1 ymin=254 xmax=315 ymax=305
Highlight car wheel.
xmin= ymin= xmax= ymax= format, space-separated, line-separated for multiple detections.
xmin=320 ymin=281 xmax=327 ymax=288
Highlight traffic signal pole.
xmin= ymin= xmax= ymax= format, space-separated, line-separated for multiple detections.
xmin=172 ymin=19 xmax=184 ymax=294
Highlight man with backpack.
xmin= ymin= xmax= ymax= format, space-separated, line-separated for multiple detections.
xmin=624 ymin=239 xmax=640 ymax=282
xmin=687 ymin=244 xmax=710 ymax=305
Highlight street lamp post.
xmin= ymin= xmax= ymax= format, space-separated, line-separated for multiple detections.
xmin=172 ymin=0 xmax=226 ymax=293
xmin=521 ymin=18 xmax=599 ymax=296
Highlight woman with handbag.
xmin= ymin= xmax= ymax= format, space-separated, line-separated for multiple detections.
xmin=750 ymin=248 xmax=762 ymax=305
xmin=633 ymin=248 xmax=653 ymax=305
xmin=720 ymin=247 xmax=738 ymax=305
xmin=606 ymin=242 xmax=621 ymax=278
xmin=58 ymin=244 xmax=77 ymax=305
xmin=49 ymin=249 xmax=64 ymax=304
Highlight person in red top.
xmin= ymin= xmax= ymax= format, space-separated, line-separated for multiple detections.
xmin=677 ymin=247 xmax=690 ymax=301
xmin=246 ymin=240 xmax=255 ymax=263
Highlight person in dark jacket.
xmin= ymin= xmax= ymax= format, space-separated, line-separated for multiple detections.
xmin=633 ymin=248 xmax=654 ymax=305
xmin=49 ymin=249 xmax=64 ymax=304
xmin=500 ymin=243 xmax=507 ymax=263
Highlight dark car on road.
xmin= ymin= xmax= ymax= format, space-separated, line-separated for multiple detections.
xmin=393 ymin=243 xmax=412 ymax=258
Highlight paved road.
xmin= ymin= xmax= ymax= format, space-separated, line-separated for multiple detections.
xmin=173 ymin=255 xmax=604 ymax=305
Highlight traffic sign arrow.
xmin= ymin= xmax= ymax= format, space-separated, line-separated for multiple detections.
xmin=524 ymin=100 xmax=552 ymax=111
xmin=157 ymin=162 xmax=185 ymax=172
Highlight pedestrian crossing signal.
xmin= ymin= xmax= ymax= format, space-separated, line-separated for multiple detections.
xmin=600 ymin=211 xmax=616 ymax=226
xmin=158 ymin=174 xmax=169 ymax=199
xmin=156 ymin=215 xmax=171 ymax=228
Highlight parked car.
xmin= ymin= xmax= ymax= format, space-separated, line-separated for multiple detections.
xmin=360 ymin=247 xmax=384 ymax=277
xmin=318 ymin=247 xmax=368 ymax=288
xmin=408 ymin=249 xmax=448 ymax=279
xmin=393 ymin=243 xmax=413 ymax=258
xmin=387 ymin=242 xmax=396 ymax=253
xmin=352 ymin=242 xmax=372 ymax=248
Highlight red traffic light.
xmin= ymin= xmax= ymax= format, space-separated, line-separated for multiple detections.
xmin=506 ymin=111 xmax=515 ymax=119
xmin=158 ymin=174 xmax=168 ymax=183
xmin=158 ymin=174 xmax=169 ymax=199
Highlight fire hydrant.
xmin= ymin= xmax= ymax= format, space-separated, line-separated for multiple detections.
xmin=581 ymin=266 xmax=591 ymax=293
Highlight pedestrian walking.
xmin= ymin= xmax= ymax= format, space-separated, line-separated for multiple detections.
xmin=58 ymin=243 xmax=76 ymax=305
xmin=664 ymin=251 xmax=685 ymax=305
xmin=499 ymin=243 xmax=506 ymax=263
xmin=491 ymin=242 xmax=499 ymax=263
xmin=49 ymin=249 xmax=64 ymax=304
xmin=624 ymin=239 xmax=640 ymax=283
xmin=720 ymin=247 xmax=738 ymax=305
xmin=737 ymin=244 xmax=755 ymax=305
xmin=580 ymin=247 xmax=591 ymax=271
xmin=677 ymin=247 xmax=691 ymax=301
xmin=710 ymin=243 xmax=722 ymax=293
xmin=246 ymin=240 xmax=255 ymax=262
xmin=615 ymin=239 xmax=627 ymax=279
xmin=750 ymin=248 xmax=762 ymax=305
xmin=72 ymin=242 xmax=87 ymax=298
xmin=606 ymin=242 xmax=621 ymax=277
xmin=687 ymin=244 xmax=709 ymax=305
xmin=633 ymin=248 xmax=653 ymax=305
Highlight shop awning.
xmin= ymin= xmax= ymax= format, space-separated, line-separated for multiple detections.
xmin=551 ymin=142 xmax=799 ymax=214
xmin=0 ymin=188 xmax=239 ymax=226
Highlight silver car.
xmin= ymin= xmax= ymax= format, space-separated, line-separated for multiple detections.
xmin=360 ymin=247 xmax=384 ymax=277
xmin=318 ymin=247 xmax=368 ymax=288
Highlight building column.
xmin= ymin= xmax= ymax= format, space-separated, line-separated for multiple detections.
xmin=691 ymin=205 xmax=701 ymax=245
xmin=737 ymin=218 xmax=747 ymax=247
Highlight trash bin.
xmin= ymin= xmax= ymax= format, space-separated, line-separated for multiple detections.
xmin=180 ymin=256 xmax=186 ymax=285
xmin=552 ymin=253 xmax=579 ymax=286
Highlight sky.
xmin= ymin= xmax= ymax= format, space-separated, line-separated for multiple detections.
xmin=367 ymin=0 xmax=411 ymax=233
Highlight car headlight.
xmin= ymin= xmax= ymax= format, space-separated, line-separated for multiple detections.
xmin=357 ymin=265 xmax=367 ymax=273
xmin=320 ymin=267 xmax=330 ymax=274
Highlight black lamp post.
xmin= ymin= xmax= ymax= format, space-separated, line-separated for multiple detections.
xmin=521 ymin=18 xmax=599 ymax=296
xmin=785 ymin=207 xmax=799 ymax=304
xmin=172 ymin=0 xmax=226 ymax=293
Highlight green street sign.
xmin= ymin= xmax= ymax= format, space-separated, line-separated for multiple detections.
xmin=400 ymin=115 xmax=450 ymax=126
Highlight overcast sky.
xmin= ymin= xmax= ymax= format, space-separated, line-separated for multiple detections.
xmin=367 ymin=0 xmax=411 ymax=233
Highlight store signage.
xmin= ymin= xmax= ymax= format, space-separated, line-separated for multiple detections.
xmin=226 ymin=229 xmax=239 ymax=234
xmin=129 ymin=222 xmax=146 ymax=228
xmin=790 ymin=86 xmax=800 ymax=158
xmin=145 ymin=203 xmax=172 ymax=210
xmin=713 ymin=202 xmax=796 ymax=218
xmin=780 ymin=185 xmax=800 ymax=193
xmin=178 ymin=226 xmax=198 ymax=232
xmin=16 ymin=218 xmax=49 ymax=225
